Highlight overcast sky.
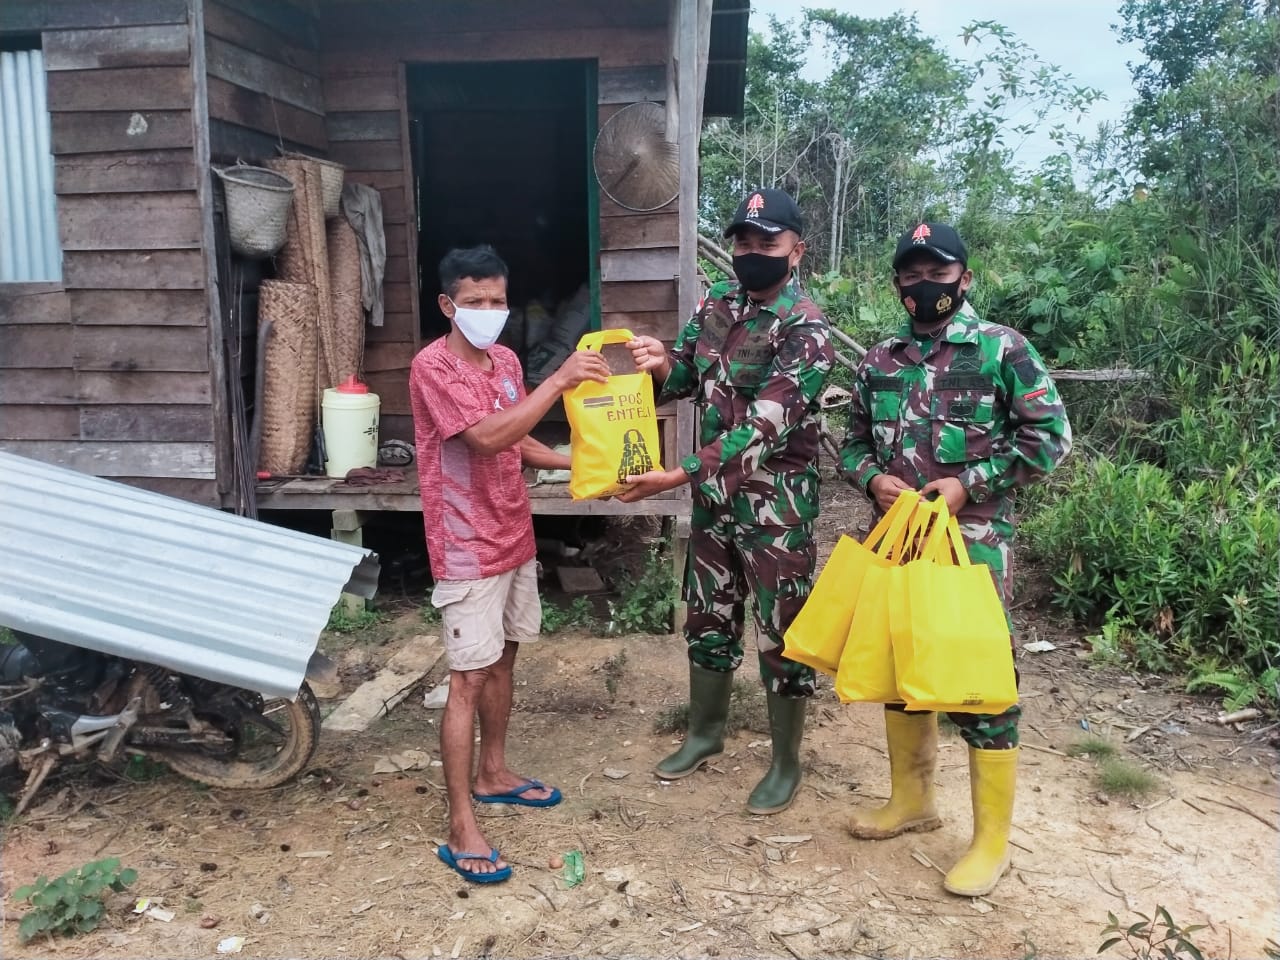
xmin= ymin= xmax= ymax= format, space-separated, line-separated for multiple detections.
xmin=749 ymin=0 xmax=1140 ymax=169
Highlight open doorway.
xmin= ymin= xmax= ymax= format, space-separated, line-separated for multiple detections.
xmin=407 ymin=60 xmax=598 ymax=388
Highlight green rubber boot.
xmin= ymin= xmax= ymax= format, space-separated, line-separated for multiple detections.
xmin=746 ymin=692 xmax=807 ymax=814
xmin=655 ymin=664 xmax=732 ymax=779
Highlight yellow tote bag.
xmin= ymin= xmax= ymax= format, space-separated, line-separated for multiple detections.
xmin=833 ymin=496 xmax=937 ymax=703
xmin=565 ymin=329 xmax=662 ymax=500
xmin=783 ymin=490 xmax=920 ymax=675
xmin=894 ymin=509 xmax=1018 ymax=714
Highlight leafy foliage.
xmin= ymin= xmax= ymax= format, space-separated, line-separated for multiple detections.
xmin=608 ymin=545 xmax=677 ymax=635
xmin=541 ymin=596 xmax=595 ymax=634
xmin=1098 ymin=906 xmax=1207 ymax=959
xmin=11 ymin=858 xmax=137 ymax=943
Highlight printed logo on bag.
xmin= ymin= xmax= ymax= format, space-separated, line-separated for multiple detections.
xmin=617 ymin=429 xmax=654 ymax=482
xmin=501 ymin=377 xmax=518 ymax=402
xmin=587 ymin=391 xmax=654 ymax=423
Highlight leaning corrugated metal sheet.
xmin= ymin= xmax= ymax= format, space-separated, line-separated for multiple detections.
xmin=0 ymin=452 xmax=379 ymax=699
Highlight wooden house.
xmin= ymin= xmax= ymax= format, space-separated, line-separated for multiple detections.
xmin=0 ymin=0 xmax=749 ymax=538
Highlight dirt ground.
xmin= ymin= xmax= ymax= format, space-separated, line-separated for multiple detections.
xmin=2 ymin=475 xmax=1277 ymax=959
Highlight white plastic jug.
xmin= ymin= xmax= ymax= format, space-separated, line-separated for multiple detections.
xmin=322 ymin=375 xmax=380 ymax=478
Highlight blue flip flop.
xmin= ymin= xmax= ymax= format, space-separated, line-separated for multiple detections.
xmin=472 ymin=778 xmax=563 ymax=808
xmin=436 ymin=845 xmax=512 ymax=884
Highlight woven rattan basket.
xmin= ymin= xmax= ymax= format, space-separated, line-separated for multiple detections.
xmin=215 ymin=165 xmax=295 ymax=258
xmin=281 ymin=151 xmax=345 ymax=218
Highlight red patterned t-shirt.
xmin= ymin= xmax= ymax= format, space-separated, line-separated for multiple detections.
xmin=409 ymin=338 xmax=535 ymax=580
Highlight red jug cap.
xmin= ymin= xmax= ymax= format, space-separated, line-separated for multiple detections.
xmin=336 ymin=375 xmax=368 ymax=394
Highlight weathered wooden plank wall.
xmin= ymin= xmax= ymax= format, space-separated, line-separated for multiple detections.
xmin=317 ymin=0 xmax=682 ymax=450
xmin=203 ymin=0 xmax=325 ymax=160
xmin=0 ymin=0 xmax=218 ymax=499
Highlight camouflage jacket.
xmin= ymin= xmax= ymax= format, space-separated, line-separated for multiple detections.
xmin=660 ymin=276 xmax=834 ymax=526
xmin=840 ymin=304 xmax=1072 ymax=537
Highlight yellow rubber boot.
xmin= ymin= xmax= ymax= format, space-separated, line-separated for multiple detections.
xmin=848 ymin=709 xmax=941 ymax=839
xmin=943 ymin=746 xmax=1017 ymax=897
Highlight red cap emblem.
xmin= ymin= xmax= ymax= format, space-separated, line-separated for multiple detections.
xmin=911 ymin=223 xmax=931 ymax=244
xmin=746 ymin=193 xmax=765 ymax=218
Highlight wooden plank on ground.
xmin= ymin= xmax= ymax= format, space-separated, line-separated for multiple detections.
xmin=69 ymin=288 xmax=206 ymax=325
xmin=56 ymin=150 xmax=197 ymax=194
xmin=0 ymin=288 xmax=71 ymax=325
xmin=51 ymin=110 xmax=193 ymax=154
xmin=59 ymin=192 xmax=202 ymax=251
xmin=0 ymin=440 xmax=216 ymax=478
xmin=63 ymin=250 xmax=204 ymax=289
xmin=323 ymin=634 xmax=442 ymax=732
xmin=76 ymin=370 xmax=212 ymax=404
xmin=46 ymin=66 xmax=193 ymax=112
xmin=42 ymin=24 xmax=190 ymax=70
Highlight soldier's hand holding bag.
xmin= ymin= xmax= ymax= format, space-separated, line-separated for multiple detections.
xmin=565 ymin=329 xmax=663 ymax=500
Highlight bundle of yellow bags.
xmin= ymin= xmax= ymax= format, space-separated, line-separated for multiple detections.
xmin=782 ymin=491 xmax=1016 ymax=713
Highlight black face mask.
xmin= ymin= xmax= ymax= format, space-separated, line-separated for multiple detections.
xmin=733 ymin=252 xmax=792 ymax=293
xmin=899 ymin=277 xmax=965 ymax=330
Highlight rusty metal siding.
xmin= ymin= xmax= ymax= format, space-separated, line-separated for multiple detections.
xmin=0 ymin=48 xmax=61 ymax=282
xmin=0 ymin=452 xmax=378 ymax=699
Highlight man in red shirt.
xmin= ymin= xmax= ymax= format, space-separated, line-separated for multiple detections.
xmin=410 ymin=245 xmax=609 ymax=883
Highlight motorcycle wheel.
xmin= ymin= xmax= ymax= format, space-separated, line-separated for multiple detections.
xmin=159 ymin=683 xmax=322 ymax=790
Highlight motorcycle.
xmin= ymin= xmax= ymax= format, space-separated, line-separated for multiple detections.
xmin=0 ymin=629 xmax=333 ymax=815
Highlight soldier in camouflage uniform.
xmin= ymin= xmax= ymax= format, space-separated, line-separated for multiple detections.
xmin=620 ymin=188 xmax=834 ymax=815
xmin=839 ymin=222 xmax=1071 ymax=896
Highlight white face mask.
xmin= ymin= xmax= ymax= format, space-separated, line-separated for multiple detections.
xmin=449 ymin=298 xmax=508 ymax=350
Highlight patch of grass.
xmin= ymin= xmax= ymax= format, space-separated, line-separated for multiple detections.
xmin=123 ymin=754 xmax=169 ymax=783
xmin=1067 ymin=735 xmax=1118 ymax=759
xmin=601 ymin=651 xmax=627 ymax=702
xmin=1096 ymin=757 xmax=1158 ymax=798
xmin=652 ymin=679 xmax=769 ymax=737
xmin=325 ymin=603 xmax=383 ymax=636
xmin=542 ymin=596 xmax=595 ymax=634
xmin=419 ymin=603 xmax=441 ymax=628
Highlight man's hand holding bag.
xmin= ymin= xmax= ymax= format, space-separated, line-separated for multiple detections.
xmin=564 ymin=329 xmax=663 ymax=501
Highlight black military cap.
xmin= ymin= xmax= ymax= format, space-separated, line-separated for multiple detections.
xmin=723 ymin=188 xmax=804 ymax=237
xmin=893 ymin=222 xmax=969 ymax=270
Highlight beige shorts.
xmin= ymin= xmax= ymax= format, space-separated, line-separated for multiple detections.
xmin=430 ymin=559 xmax=541 ymax=672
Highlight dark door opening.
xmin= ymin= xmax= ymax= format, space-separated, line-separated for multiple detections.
xmin=407 ymin=59 xmax=597 ymax=388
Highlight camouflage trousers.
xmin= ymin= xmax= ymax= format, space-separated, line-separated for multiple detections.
xmin=888 ymin=536 xmax=1021 ymax=750
xmin=683 ymin=506 xmax=817 ymax=698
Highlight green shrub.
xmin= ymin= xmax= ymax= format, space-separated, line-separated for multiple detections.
xmin=1028 ymin=455 xmax=1278 ymax=705
xmin=12 ymin=858 xmax=137 ymax=943
xmin=607 ymin=544 xmax=677 ymax=635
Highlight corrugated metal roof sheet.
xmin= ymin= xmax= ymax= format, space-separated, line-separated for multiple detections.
xmin=0 ymin=48 xmax=61 ymax=282
xmin=0 ymin=452 xmax=379 ymax=699
xmin=704 ymin=0 xmax=749 ymax=119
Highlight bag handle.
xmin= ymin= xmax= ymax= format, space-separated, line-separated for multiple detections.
xmin=864 ymin=489 xmax=920 ymax=560
xmin=890 ymin=497 xmax=941 ymax=563
xmin=920 ymin=508 xmax=971 ymax=568
xmin=576 ymin=328 xmax=635 ymax=352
